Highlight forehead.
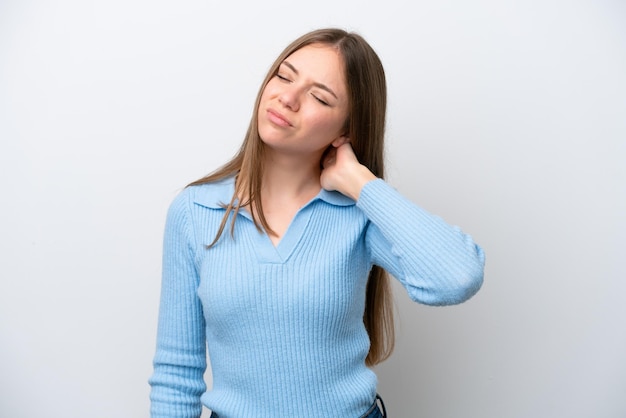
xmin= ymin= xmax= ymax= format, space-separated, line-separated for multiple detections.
xmin=283 ymin=44 xmax=347 ymax=90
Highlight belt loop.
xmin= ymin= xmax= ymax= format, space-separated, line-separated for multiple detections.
xmin=376 ymin=393 xmax=387 ymax=417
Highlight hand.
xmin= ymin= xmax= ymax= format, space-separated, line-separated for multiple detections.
xmin=320 ymin=138 xmax=377 ymax=200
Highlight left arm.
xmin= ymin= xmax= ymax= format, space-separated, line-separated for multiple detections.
xmin=321 ymin=143 xmax=485 ymax=305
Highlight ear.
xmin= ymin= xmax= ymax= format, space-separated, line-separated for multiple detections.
xmin=331 ymin=135 xmax=350 ymax=148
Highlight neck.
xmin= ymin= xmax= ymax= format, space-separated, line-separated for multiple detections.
xmin=261 ymin=151 xmax=323 ymax=203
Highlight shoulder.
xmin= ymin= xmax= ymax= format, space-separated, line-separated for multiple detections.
xmin=163 ymin=177 xmax=236 ymax=242
xmin=164 ymin=177 xmax=235 ymax=227
xmin=174 ymin=176 xmax=236 ymax=211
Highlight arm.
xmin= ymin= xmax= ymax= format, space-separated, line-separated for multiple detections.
xmin=149 ymin=191 xmax=207 ymax=418
xmin=358 ymin=179 xmax=484 ymax=305
xmin=321 ymin=143 xmax=484 ymax=305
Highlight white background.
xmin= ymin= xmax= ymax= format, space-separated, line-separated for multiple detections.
xmin=1 ymin=1 xmax=625 ymax=417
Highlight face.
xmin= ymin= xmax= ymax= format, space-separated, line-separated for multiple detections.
xmin=257 ymin=44 xmax=349 ymax=160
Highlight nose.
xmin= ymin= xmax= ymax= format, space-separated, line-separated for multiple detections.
xmin=278 ymin=85 xmax=300 ymax=112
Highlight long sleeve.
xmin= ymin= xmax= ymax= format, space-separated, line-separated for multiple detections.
xmin=357 ymin=179 xmax=485 ymax=305
xmin=149 ymin=192 xmax=207 ymax=418
xmin=147 ymin=178 xmax=484 ymax=417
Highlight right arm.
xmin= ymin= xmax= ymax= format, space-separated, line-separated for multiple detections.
xmin=149 ymin=192 xmax=207 ymax=418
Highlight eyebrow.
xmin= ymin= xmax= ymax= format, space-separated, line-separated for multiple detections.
xmin=281 ymin=61 xmax=339 ymax=99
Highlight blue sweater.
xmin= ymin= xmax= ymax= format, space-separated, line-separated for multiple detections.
xmin=149 ymin=177 xmax=484 ymax=418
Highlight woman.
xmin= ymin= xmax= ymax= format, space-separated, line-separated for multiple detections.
xmin=149 ymin=28 xmax=485 ymax=418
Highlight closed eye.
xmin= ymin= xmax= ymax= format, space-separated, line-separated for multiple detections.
xmin=312 ymin=94 xmax=329 ymax=106
xmin=276 ymin=73 xmax=291 ymax=82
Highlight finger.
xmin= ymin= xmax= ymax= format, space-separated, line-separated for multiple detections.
xmin=335 ymin=141 xmax=355 ymax=157
xmin=331 ymin=135 xmax=350 ymax=148
xmin=322 ymin=147 xmax=337 ymax=168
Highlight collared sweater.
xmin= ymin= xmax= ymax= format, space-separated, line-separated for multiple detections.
xmin=149 ymin=177 xmax=485 ymax=418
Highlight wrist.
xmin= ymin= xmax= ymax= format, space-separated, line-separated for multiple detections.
xmin=346 ymin=164 xmax=377 ymax=201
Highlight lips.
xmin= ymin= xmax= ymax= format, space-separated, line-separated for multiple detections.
xmin=266 ymin=108 xmax=292 ymax=127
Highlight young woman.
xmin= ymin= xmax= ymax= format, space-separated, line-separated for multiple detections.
xmin=149 ymin=28 xmax=485 ymax=418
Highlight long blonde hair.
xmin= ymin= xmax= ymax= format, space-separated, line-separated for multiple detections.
xmin=189 ymin=28 xmax=394 ymax=366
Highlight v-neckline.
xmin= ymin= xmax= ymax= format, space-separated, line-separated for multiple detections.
xmin=190 ymin=176 xmax=358 ymax=263
xmin=246 ymin=199 xmax=316 ymax=264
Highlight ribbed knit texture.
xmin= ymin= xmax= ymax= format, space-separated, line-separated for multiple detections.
xmin=149 ymin=177 xmax=485 ymax=418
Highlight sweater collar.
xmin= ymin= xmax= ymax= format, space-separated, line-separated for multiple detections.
xmin=191 ymin=176 xmax=355 ymax=209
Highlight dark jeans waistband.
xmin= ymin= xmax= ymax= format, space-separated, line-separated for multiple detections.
xmin=360 ymin=393 xmax=387 ymax=418
xmin=210 ymin=393 xmax=387 ymax=418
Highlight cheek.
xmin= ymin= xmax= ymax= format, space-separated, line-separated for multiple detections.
xmin=258 ymin=86 xmax=274 ymax=119
xmin=309 ymin=113 xmax=346 ymax=136
xmin=263 ymin=77 xmax=283 ymax=96
xmin=259 ymin=82 xmax=276 ymax=105
xmin=259 ymin=86 xmax=270 ymax=106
